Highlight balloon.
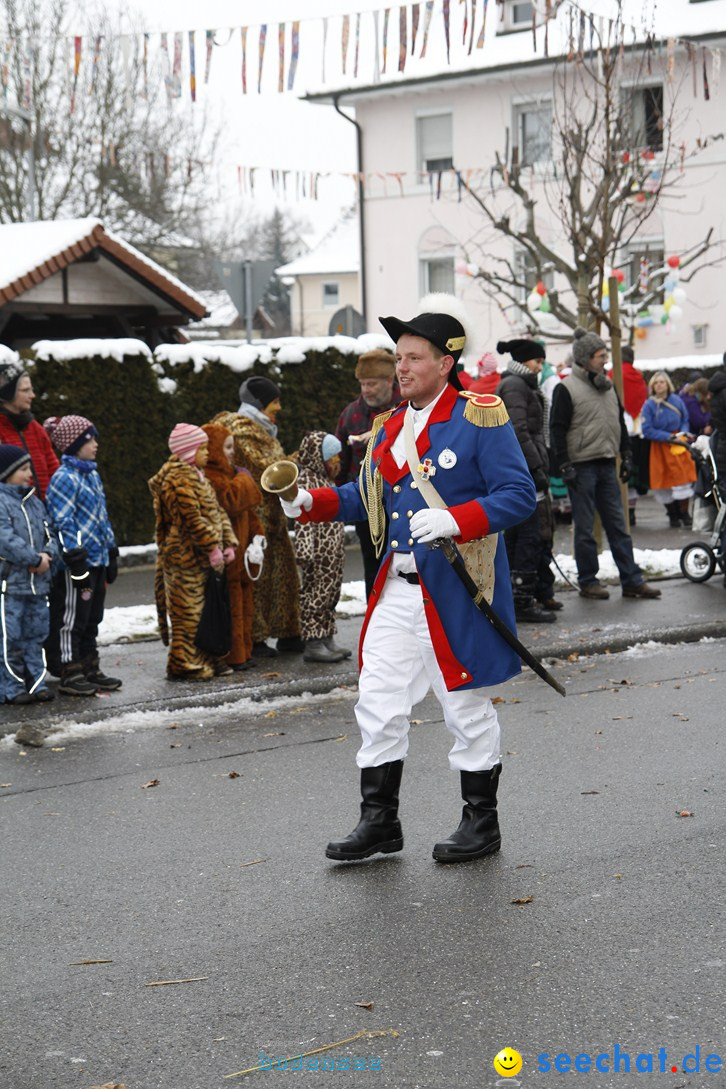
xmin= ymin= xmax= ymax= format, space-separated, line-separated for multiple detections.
xmin=664 ymin=278 xmax=677 ymax=293
xmin=618 ymin=282 xmax=626 ymax=292
xmin=614 ymin=269 xmax=625 ymax=284
xmin=466 ymin=263 xmax=480 ymax=277
xmin=635 ymin=327 xmax=647 ymax=339
xmin=455 ymin=261 xmax=469 ymax=276
xmin=664 ymin=298 xmax=673 ymax=312
xmin=536 ymin=280 xmax=547 ymax=296
xmin=667 ymin=255 xmax=681 ymax=268
xmin=661 ymin=314 xmax=669 ymax=325
xmin=602 ymin=296 xmax=610 ymax=313
xmin=539 ymin=296 xmax=551 ymax=313
xmin=602 ymin=282 xmax=610 ymax=296
xmin=669 ymin=305 xmax=683 ymax=322
xmin=636 ymin=315 xmax=654 ymax=327
xmin=673 ymin=287 xmax=687 ymax=305
xmin=527 ymin=291 xmax=541 ymax=313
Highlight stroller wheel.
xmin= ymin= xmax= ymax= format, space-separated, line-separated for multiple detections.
xmin=680 ymin=541 xmax=716 ymax=582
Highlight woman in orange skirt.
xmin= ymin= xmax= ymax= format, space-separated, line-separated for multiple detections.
xmin=641 ymin=372 xmax=697 ymax=527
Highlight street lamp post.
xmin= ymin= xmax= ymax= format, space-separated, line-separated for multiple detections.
xmin=1 ymin=104 xmax=36 ymax=220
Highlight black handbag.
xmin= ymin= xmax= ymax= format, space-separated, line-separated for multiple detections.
xmin=195 ymin=570 xmax=231 ymax=657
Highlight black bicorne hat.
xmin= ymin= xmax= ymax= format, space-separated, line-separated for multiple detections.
xmin=378 ymin=311 xmax=466 ymax=390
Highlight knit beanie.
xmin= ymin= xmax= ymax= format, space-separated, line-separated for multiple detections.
xmin=321 ymin=434 xmax=342 ymax=461
xmin=476 ymin=352 xmax=499 ymax=377
xmin=621 ymin=345 xmax=634 ymax=364
xmin=168 ymin=423 xmax=208 ymax=465
xmin=0 ymin=356 xmax=28 ymax=403
xmin=47 ymin=415 xmax=98 ymax=456
xmin=0 ymin=443 xmax=31 ymax=482
xmin=239 ymin=376 xmax=281 ymax=412
xmin=496 ymin=338 xmax=546 ymax=364
xmin=572 ymin=327 xmax=607 ymax=367
xmin=355 ymin=349 xmax=396 ymax=381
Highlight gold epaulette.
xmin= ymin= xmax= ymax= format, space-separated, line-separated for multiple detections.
xmin=370 ymin=407 xmax=395 ymax=440
xmin=459 ymin=391 xmax=510 ymax=428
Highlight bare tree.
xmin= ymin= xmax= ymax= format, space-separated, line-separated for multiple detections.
xmin=0 ymin=0 xmax=219 ymax=245
xmin=459 ymin=16 xmax=724 ymax=340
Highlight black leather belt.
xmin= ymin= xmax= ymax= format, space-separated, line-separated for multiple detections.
xmin=397 ymin=571 xmax=420 ymax=585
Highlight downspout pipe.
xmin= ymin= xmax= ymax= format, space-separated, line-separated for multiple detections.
xmin=333 ymin=94 xmax=367 ymax=328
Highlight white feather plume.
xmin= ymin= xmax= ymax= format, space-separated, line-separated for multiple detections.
xmin=416 ymin=292 xmax=480 ymax=361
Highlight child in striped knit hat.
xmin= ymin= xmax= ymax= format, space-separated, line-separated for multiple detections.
xmin=44 ymin=415 xmax=121 ymax=696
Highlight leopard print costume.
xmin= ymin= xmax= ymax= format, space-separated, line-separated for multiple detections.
xmin=149 ymin=455 xmax=237 ymax=679
xmin=295 ymin=431 xmax=346 ymax=641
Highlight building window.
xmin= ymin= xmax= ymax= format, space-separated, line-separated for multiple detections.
xmin=500 ymin=1 xmax=535 ymax=30
xmin=623 ymin=84 xmax=664 ymax=152
xmin=322 ymin=281 xmax=339 ymax=308
xmin=416 ymin=113 xmax=453 ymax=175
xmin=420 ymin=257 xmax=455 ymax=295
xmin=513 ymin=100 xmax=552 ymax=166
xmin=692 ymin=325 xmax=708 ymax=348
xmin=626 ymin=242 xmax=665 ymax=304
xmin=514 ymin=249 xmax=554 ymax=303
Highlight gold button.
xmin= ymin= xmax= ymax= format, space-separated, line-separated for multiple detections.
xmin=406 ymin=509 xmax=413 ymax=517
xmin=392 ymin=511 xmax=399 ymax=520
xmin=410 ymin=482 xmax=418 ymax=489
xmin=393 ymin=485 xmax=401 ymax=493
xmin=461 ymin=672 xmax=468 ymax=679
xmin=408 ymin=538 xmax=414 ymax=545
xmin=391 ymin=540 xmax=398 ymax=548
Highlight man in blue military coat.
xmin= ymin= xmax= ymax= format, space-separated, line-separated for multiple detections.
xmin=281 ymin=294 xmax=536 ymax=863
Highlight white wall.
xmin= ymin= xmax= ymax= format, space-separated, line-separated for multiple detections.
xmin=352 ymin=52 xmax=726 ymax=366
xmin=291 ymin=271 xmax=359 ymax=336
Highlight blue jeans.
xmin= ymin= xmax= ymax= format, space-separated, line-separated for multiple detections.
xmin=568 ymin=459 xmax=643 ymax=588
xmin=0 ymin=594 xmax=50 ymax=701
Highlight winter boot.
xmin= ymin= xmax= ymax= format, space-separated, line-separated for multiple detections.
xmin=679 ymin=499 xmax=693 ymax=528
xmin=665 ymin=501 xmax=681 ymax=528
xmin=84 ymin=655 xmax=122 ymax=691
xmin=326 ymin=761 xmax=404 ymax=861
xmin=432 ymin=765 xmax=502 ymax=863
xmin=324 ymin=635 xmax=352 ymax=659
xmin=59 ymin=663 xmax=99 ymax=697
xmin=303 ymin=639 xmax=346 ymax=663
xmin=511 ymin=570 xmax=556 ymax=623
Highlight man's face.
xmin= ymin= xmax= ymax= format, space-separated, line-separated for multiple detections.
xmin=7 ymin=376 xmax=34 ymax=414
xmin=395 ymin=335 xmax=452 ymax=407
xmin=588 ymin=348 xmax=608 ymax=374
xmin=523 ymin=357 xmax=543 ymax=375
xmin=359 ymin=376 xmax=394 ymax=408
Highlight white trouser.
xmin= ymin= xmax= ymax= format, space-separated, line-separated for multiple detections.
xmin=355 ymin=574 xmax=501 ymax=771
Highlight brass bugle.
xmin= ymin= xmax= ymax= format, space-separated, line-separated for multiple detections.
xmin=260 ymin=459 xmax=299 ymax=502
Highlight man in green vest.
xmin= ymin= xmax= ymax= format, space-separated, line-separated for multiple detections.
xmin=550 ymin=328 xmax=660 ymax=601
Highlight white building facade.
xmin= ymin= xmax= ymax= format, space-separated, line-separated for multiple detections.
xmin=308 ymin=0 xmax=726 ymax=366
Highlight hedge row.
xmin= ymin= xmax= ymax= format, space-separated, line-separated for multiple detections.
xmin=25 ymin=343 xmax=365 ymax=546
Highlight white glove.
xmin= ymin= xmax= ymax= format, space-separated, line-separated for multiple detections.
xmin=409 ymin=508 xmax=461 ymax=544
xmin=245 ymin=534 xmax=267 ymax=566
xmin=280 ymin=489 xmax=313 ymax=519
xmin=244 ymin=534 xmax=267 ymax=581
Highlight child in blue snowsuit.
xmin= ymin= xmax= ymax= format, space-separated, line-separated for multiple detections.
xmin=0 ymin=445 xmax=58 ymax=704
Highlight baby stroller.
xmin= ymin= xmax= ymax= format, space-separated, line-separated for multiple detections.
xmin=680 ymin=436 xmax=726 ymax=582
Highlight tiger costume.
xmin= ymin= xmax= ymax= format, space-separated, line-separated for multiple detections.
xmin=149 ymin=455 xmax=237 ymax=679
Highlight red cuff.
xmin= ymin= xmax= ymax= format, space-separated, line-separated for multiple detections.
xmin=449 ymin=500 xmax=490 ymax=542
xmin=298 ymin=487 xmax=340 ymax=524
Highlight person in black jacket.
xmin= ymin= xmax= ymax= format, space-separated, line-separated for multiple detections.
xmin=707 ymin=355 xmax=726 ymax=585
xmin=496 ymin=338 xmax=558 ymax=622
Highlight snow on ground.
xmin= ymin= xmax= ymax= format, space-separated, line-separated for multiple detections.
xmin=100 ymin=551 xmax=683 ymax=646
xmin=0 ymin=687 xmax=355 ymax=748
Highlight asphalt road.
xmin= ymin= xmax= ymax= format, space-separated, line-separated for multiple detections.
xmin=2 ymin=638 xmax=723 ymax=1089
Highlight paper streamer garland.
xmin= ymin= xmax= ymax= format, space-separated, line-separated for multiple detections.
xmin=288 ymin=21 xmax=300 ymax=90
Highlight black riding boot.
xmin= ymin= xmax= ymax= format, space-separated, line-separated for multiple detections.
xmin=432 ymin=765 xmax=502 ymax=863
xmin=512 ymin=570 xmax=556 ymax=623
xmin=325 ymin=761 xmax=404 ymax=860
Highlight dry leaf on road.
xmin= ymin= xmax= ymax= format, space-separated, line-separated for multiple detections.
xmin=141 ymin=778 xmax=160 ymax=789
xmin=511 ymin=896 xmax=534 ymax=905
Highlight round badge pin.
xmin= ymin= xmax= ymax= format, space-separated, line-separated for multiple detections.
xmin=438 ymin=448 xmax=457 ymax=469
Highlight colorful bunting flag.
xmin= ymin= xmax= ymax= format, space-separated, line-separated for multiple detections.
xmin=342 ymin=14 xmax=350 ymax=74
xmin=258 ymin=24 xmax=267 ymax=94
xmin=382 ymin=9 xmax=390 ymax=74
xmin=399 ymin=7 xmax=407 ymax=72
xmin=443 ymin=0 xmax=451 ymax=64
xmin=71 ymin=36 xmax=81 ymax=114
xmin=160 ymin=33 xmax=172 ymax=103
xmin=91 ymin=35 xmax=103 ymax=96
xmin=205 ymin=30 xmax=213 ymax=83
xmin=476 ymin=0 xmax=488 ymax=49
xmin=354 ymin=13 xmax=361 ymax=77
xmin=420 ymin=0 xmax=434 ymax=58
xmin=411 ymin=3 xmax=420 ymax=54
xmin=189 ymin=31 xmax=196 ymax=102
xmin=172 ymin=32 xmax=183 ymax=98
xmin=288 ymin=21 xmax=300 ymax=90
xmin=322 ymin=16 xmax=328 ymax=83
xmin=241 ymin=27 xmax=247 ymax=94
xmin=278 ymin=23 xmax=285 ymax=92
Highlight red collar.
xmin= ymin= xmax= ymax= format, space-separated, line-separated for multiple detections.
xmin=375 ymin=383 xmax=458 ymax=484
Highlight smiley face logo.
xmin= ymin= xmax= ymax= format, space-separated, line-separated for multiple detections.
xmin=493 ymin=1047 xmax=523 ymax=1077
